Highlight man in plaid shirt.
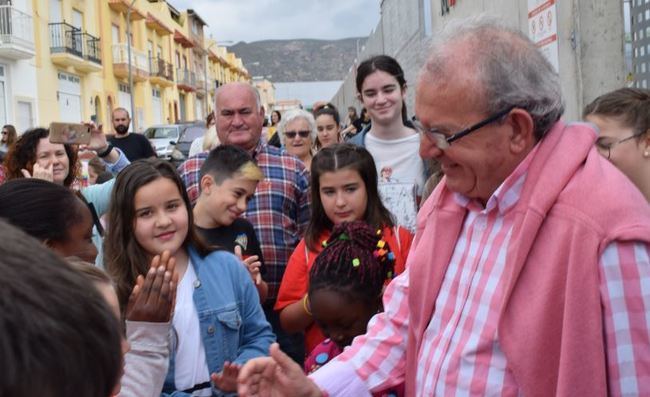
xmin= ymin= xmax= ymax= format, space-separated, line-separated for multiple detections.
xmin=178 ymin=82 xmax=310 ymax=363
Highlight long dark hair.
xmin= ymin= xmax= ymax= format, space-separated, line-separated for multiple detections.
xmin=3 ymin=127 xmax=79 ymax=187
xmin=356 ymin=55 xmax=410 ymax=126
xmin=2 ymin=124 xmax=17 ymax=146
xmin=104 ymin=158 xmax=210 ymax=309
xmin=305 ymin=143 xmax=394 ymax=251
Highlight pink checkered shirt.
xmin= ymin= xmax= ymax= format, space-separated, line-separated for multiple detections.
xmin=311 ymin=147 xmax=650 ymax=396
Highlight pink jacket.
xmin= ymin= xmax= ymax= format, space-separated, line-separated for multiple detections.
xmin=405 ymin=121 xmax=650 ymax=396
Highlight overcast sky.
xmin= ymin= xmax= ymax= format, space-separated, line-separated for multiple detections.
xmin=169 ymin=0 xmax=381 ymax=43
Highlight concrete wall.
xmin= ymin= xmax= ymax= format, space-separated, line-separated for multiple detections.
xmin=332 ymin=0 xmax=626 ymax=122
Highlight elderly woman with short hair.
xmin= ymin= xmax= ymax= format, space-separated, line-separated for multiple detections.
xmin=278 ymin=109 xmax=317 ymax=171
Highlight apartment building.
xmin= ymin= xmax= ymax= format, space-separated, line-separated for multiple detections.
xmin=31 ymin=0 xmax=250 ymax=133
xmin=0 ymin=0 xmax=37 ymax=132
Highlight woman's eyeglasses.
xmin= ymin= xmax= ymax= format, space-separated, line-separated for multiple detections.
xmin=284 ymin=130 xmax=310 ymax=139
xmin=595 ymin=132 xmax=644 ymax=159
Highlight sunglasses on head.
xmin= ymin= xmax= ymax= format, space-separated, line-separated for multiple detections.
xmin=284 ymin=130 xmax=310 ymax=139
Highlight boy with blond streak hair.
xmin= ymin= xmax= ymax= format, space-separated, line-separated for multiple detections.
xmin=193 ymin=144 xmax=268 ymax=301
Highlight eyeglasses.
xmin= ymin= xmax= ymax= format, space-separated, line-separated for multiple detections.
xmin=284 ymin=130 xmax=311 ymax=139
xmin=595 ymin=132 xmax=644 ymax=160
xmin=413 ymin=106 xmax=516 ymax=150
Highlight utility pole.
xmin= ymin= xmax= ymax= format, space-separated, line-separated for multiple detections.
xmin=126 ymin=0 xmax=136 ymax=131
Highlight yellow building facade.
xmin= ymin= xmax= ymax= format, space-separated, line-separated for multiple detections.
xmin=32 ymin=0 xmax=250 ymax=132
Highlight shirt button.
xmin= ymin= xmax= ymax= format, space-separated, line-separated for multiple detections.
xmin=207 ymin=325 xmax=215 ymax=334
xmin=193 ymin=280 xmax=201 ymax=288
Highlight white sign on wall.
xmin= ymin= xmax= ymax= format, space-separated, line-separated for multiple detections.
xmin=528 ymin=0 xmax=560 ymax=72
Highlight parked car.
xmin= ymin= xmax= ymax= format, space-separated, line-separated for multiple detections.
xmin=144 ymin=125 xmax=181 ymax=159
xmin=144 ymin=122 xmax=203 ymax=160
xmin=170 ymin=124 xmax=206 ymax=166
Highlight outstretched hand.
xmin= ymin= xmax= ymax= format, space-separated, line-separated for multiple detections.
xmin=211 ymin=361 xmax=241 ymax=392
xmin=126 ymin=250 xmax=178 ymax=323
xmin=237 ymin=343 xmax=322 ymax=397
xmin=234 ymin=245 xmax=262 ymax=285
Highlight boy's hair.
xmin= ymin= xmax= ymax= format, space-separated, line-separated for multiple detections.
xmin=309 ymin=221 xmax=394 ymax=307
xmin=583 ymin=87 xmax=650 ymax=140
xmin=306 ymin=143 xmax=394 ymax=251
xmin=0 ymin=219 xmax=122 ymax=397
xmin=0 ymin=178 xmax=86 ymax=245
xmin=105 ymin=158 xmax=209 ymax=310
xmin=199 ymin=144 xmax=263 ymax=187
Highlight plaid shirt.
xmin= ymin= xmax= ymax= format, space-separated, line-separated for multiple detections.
xmin=178 ymin=142 xmax=311 ymax=302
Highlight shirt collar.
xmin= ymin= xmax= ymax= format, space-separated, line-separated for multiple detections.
xmin=454 ymin=144 xmax=540 ymax=215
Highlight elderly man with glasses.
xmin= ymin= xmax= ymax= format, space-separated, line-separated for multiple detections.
xmin=236 ymin=16 xmax=650 ymax=397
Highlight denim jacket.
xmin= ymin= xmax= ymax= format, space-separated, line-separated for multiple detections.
xmin=161 ymin=247 xmax=275 ymax=396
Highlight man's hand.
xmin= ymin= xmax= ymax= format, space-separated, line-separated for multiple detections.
xmin=126 ymin=251 xmax=178 ymax=323
xmin=237 ymin=343 xmax=322 ymax=397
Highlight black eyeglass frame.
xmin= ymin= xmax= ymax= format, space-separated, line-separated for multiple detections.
xmin=414 ymin=105 xmax=516 ymax=150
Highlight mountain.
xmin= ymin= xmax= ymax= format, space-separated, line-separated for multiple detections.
xmin=228 ymin=37 xmax=367 ymax=82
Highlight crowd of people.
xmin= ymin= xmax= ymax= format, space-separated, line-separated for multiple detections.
xmin=0 ymin=16 xmax=648 ymax=397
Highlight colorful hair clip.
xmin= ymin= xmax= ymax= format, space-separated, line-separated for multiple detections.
xmin=338 ymin=233 xmax=350 ymax=241
xmin=387 ymin=271 xmax=393 ymax=279
xmin=321 ymin=240 xmax=328 ymax=248
xmin=377 ymin=240 xmax=385 ymax=249
xmin=376 ymin=229 xmax=382 ymax=236
xmin=387 ymin=252 xmax=395 ymax=261
xmin=352 ymin=258 xmax=360 ymax=267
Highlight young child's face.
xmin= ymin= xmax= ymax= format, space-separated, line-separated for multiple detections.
xmin=319 ymin=168 xmax=368 ymax=225
xmin=310 ymin=288 xmax=378 ymax=349
xmin=133 ymin=177 xmax=189 ymax=258
xmin=202 ymin=174 xmax=258 ymax=227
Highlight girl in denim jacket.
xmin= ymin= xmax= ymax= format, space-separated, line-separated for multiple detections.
xmin=105 ymin=159 xmax=275 ymax=396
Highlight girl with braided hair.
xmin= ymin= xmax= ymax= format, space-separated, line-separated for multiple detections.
xmin=275 ymin=144 xmax=412 ymax=358
xmin=304 ymin=221 xmax=405 ymax=396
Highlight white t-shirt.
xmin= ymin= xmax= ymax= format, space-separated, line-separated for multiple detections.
xmin=365 ymin=132 xmax=423 ymax=232
xmin=173 ymin=261 xmax=211 ymax=396
xmin=365 ymin=132 xmax=425 ymax=195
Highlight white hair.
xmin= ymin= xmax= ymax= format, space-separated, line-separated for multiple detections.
xmin=420 ymin=15 xmax=564 ymax=140
xmin=277 ymin=109 xmax=317 ymax=146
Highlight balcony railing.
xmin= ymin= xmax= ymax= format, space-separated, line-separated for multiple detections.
xmin=149 ymin=57 xmax=173 ymax=81
xmin=112 ymin=43 xmax=149 ymax=74
xmin=176 ymin=68 xmax=196 ymax=89
xmin=49 ymin=22 xmax=82 ymax=57
xmin=0 ymin=5 xmax=34 ymax=51
xmin=49 ymin=22 xmax=101 ymax=65
xmin=84 ymin=32 xmax=101 ymax=64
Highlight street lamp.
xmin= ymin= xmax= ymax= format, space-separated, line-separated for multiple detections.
xmin=126 ymin=0 xmax=136 ymax=131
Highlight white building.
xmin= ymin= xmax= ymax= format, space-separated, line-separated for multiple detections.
xmin=0 ymin=0 xmax=37 ymax=133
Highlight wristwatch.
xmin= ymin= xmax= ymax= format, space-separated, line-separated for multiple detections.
xmin=97 ymin=144 xmax=114 ymax=158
